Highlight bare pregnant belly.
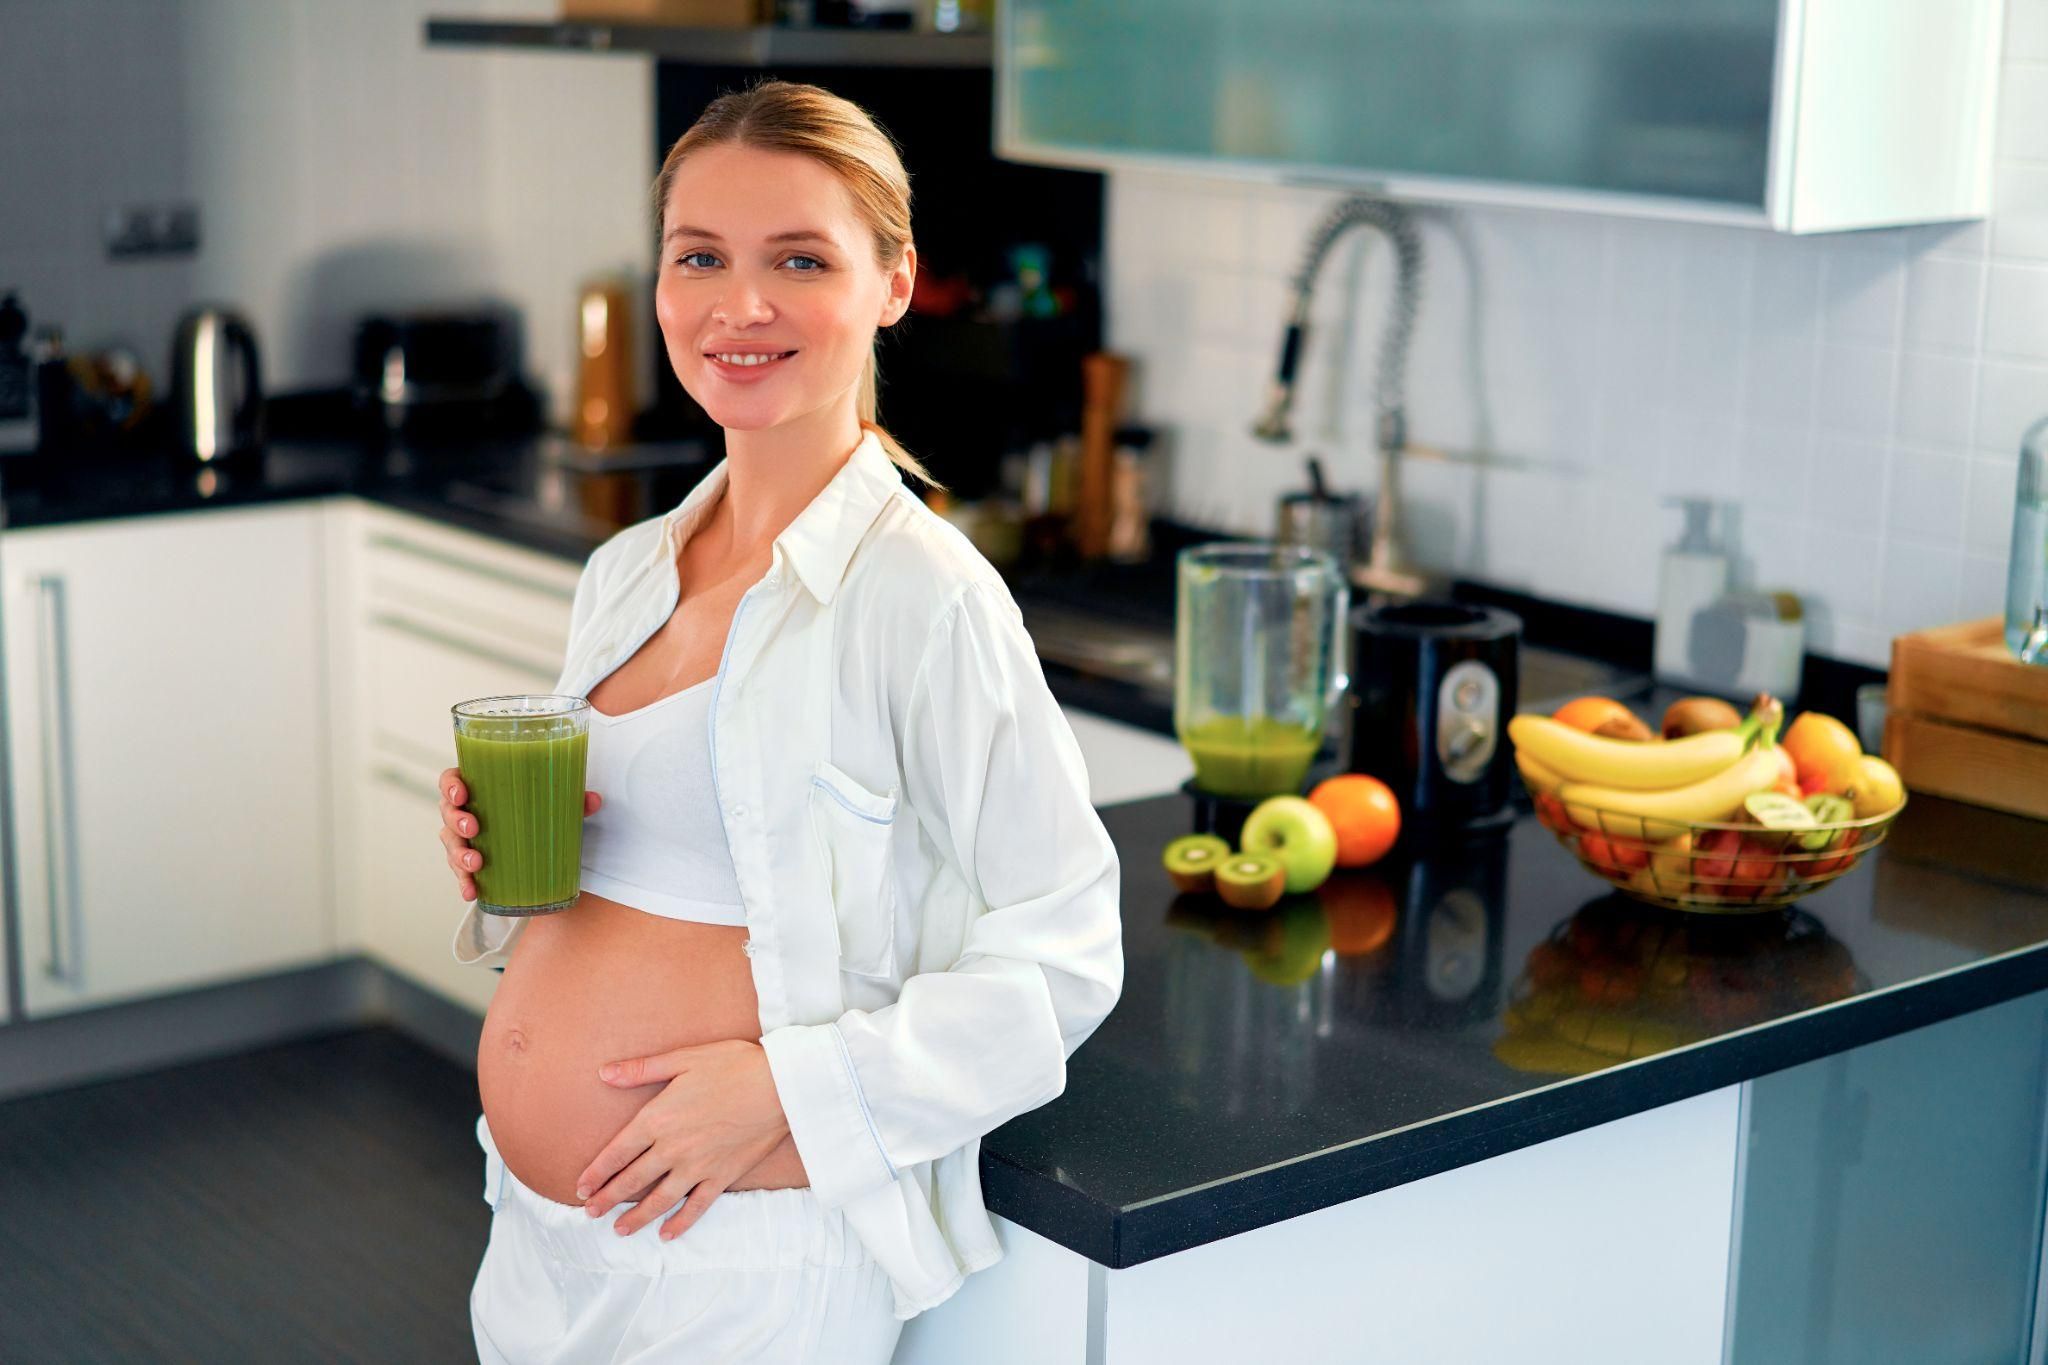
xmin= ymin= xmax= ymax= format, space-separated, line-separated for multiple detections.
xmin=476 ymin=891 xmax=810 ymax=1207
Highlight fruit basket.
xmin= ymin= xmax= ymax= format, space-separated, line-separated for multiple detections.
xmin=1530 ymin=794 xmax=1905 ymax=913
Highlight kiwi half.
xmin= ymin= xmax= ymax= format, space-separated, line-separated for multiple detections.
xmin=1214 ymin=852 xmax=1287 ymax=911
xmin=1162 ymin=834 xmax=1233 ymax=892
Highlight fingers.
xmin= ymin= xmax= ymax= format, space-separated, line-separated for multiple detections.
xmin=656 ymin=1182 xmax=725 ymax=1242
xmin=437 ymin=768 xmax=480 ymax=898
xmin=584 ymin=790 xmax=603 ymax=817
xmin=613 ymin=1175 xmax=708 ymax=1240
xmin=586 ymin=1146 xmax=666 ymax=1224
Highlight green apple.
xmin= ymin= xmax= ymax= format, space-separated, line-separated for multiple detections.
xmin=1239 ymin=795 xmax=1339 ymax=894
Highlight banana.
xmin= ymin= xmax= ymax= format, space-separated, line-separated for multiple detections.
xmin=1507 ymin=713 xmax=1747 ymax=790
xmin=1515 ymin=749 xmax=1566 ymax=796
xmin=1558 ymin=743 xmax=1784 ymax=841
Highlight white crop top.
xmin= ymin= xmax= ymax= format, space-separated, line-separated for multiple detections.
xmin=577 ymin=676 xmax=748 ymax=926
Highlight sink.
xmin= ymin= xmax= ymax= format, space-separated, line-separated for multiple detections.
xmin=1518 ymin=644 xmax=1651 ymax=712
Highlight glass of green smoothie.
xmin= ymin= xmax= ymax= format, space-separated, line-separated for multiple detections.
xmin=451 ymin=694 xmax=591 ymax=916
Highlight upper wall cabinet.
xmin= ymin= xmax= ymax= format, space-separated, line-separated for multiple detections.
xmin=996 ymin=0 xmax=2003 ymax=233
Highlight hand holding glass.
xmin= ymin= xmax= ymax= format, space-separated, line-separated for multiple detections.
xmin=445 ymin=695 xmax=601 ymax=915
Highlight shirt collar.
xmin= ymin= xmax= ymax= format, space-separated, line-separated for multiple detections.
xmin=657 ymin=427 xmax=903 ymax=606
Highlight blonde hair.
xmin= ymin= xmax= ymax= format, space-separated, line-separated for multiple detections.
xmin=651 ymin=78 xmax=945 ymax=493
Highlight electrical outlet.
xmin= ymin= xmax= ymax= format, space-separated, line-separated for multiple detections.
xmin=103 ymin=203 xmax=201 ymax=259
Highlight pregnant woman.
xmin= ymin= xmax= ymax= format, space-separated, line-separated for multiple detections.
xmin=436 ymin=80 xmax=1123 ymax=1363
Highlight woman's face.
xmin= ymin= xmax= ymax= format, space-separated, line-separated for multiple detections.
xmin=656 ymin=144 xmax=912 ymax=435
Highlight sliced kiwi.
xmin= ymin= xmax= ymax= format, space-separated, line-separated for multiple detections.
xmin=1214 ymin=852 xmax=1287 ymax=911
xmin=1162 ymin=834 xmax=1233 ymax=892
xmin=1800 ymin=793 xmax=1855 ymax=850
xmin=1743 ymin=792 xmax=1819 ymax=851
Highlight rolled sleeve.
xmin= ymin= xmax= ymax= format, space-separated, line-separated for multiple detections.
xmin=762 ymin=579 xmax=1124 ymax=1211
xmin=451 ymin=902 xmax=522 ymax=970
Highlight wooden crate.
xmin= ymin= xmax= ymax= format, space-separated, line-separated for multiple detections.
xmin=1885 ymin=618 xmax=2048 ymax=821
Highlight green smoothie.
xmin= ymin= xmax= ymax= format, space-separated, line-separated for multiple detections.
xmin=1179 ymin=714 xmax=1322 ymax=799
xmin=451 ymin=697 xmax=591 ymax=915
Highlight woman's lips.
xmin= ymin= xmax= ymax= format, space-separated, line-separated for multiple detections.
xmin=705 ymin=351 xmax=796 ymax=382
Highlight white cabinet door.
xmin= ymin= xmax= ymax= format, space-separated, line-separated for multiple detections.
xmin=1060 ymin=705 xmax=1192 ymax=808
xmin=1 ymin=503 xmax=331 ymax=1017
xmin=336 ymin=502 xmax=579 ymax=1012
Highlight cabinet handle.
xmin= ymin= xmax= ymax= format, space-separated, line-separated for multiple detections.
xmin=372 ymin=763 xmax=445 ymax=807
xmin=29 ymin=573 xmax=82 ymax=988
xmin=367 ymin=611 xmax=559 ymax=682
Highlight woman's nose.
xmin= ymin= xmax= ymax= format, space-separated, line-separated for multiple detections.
xmin=713 ymin=279 xmax=775 ymax=325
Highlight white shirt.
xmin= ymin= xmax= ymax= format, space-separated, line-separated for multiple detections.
xmin=578 ymin=677 xmax=748 ymax=924
xmin=451 ymin=427 xmax=1125 ymax=1320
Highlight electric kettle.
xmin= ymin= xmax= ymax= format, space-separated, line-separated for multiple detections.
xmin=170 ymin=304 xmax=264 ymax=461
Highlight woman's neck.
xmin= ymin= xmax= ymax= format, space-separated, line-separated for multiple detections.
xmin=710 ymin=401 xmax=864 ymax=565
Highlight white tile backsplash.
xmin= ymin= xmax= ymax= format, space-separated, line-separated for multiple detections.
xmin=1992 ymin=159 xmax=2048 ymax=262
xmin=1109 ymin=0 xmax=2048 ymax=668
xmin=1983 ymin=262 xmax=2048 ymax=359
xmin=1967 ymin=453 xmax=2024 ymax=557
xmin=1896 ymin=350 xmax=1978 ymax=447
xmin=1902 ymin=253 xmax=1988 ymax=353
xmin=1886 ymin=447 xmax=1970 ymax=543
xmin=1975 ymin=359 xmax=2048 ymax=453
xmin=2 ymin=0 xmax=653 ymax=422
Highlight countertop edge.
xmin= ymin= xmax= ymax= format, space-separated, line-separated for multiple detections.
xmin=981 ymin=938 xmax=2048 ymax=1268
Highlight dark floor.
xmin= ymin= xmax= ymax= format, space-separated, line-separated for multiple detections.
xmin=0 ymin=1026 xmax=489 ymax=1364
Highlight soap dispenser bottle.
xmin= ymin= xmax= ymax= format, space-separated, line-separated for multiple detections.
xmin=1655 ymin=498 xmax=1730 ymax=688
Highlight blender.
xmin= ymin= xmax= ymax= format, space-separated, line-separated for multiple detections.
xmin=1175 ymin=541 xmax=1350 ymax=840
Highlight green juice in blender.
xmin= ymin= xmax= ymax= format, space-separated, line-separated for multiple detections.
xmin=452 ymin=708 xmax=589 ymax=915
xmin=1180 ymin=715 xmax=1322 ymax=799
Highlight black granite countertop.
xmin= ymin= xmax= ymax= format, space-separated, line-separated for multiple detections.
xmin=986 ymin=789 xmax=2048 ymax=1267
xmin=12 ymin=427 xmax=2031 ymax=1272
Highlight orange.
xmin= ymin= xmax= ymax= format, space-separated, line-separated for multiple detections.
xmin=1551 ymin=695 xmax=1636 ymax=734
xmin=1783 ymin=711 xmax=1862 ymax=796
xmin=1319 ymin=874 xmax=1398 ymax=954
xmin=1306 ymin=773 xmax=1402 ymax=868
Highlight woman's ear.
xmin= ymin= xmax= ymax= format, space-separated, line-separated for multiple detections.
xmin=881 ymin=243 xmax=916 ymax=326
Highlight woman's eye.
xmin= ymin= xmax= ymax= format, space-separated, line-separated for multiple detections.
xmin=676 ymin=251 xmax=719 ymax=269
xmin=783 ymin=255 xmax=824 ymax=273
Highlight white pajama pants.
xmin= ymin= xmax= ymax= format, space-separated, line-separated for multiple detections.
xmin=469 ymin=1113 xmax=903 ymax=1364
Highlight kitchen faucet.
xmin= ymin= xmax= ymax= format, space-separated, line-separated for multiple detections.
xmin=1252 ymin=194 xmax=1425 ymax=597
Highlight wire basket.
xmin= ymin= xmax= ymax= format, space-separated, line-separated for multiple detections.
xmin=1530 ymin=793 xmax=1906 ymax=913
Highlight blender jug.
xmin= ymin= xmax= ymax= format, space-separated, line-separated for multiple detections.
xmin=1175 ymin=542 xmax=1351 ymax=799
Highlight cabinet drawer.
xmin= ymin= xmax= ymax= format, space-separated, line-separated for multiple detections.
xmin=359 ymin=525 xmax=577 ymax=662
xmin=365 ymin=609 xmax=565 ymax=770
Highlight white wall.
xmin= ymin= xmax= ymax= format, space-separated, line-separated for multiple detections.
xmin=1106 ymin=0 xmax=2048 ymax=668
xmin=0 ymin=0 xmax=655 ymax=427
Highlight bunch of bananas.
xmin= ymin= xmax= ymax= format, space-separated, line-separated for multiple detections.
xmin=1509 ymin=697 xmax=1785 ymax=841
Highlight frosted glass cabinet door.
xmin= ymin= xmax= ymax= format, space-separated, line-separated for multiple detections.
xmin=1003 ymin=0 xmax=1781 ymax=207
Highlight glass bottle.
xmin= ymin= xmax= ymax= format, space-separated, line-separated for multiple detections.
xmin=2009 ymin=416 xmax=2048 ymax=664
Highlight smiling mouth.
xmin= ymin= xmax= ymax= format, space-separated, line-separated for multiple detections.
xmin=706 ymin=350 xmax=797 ymax=367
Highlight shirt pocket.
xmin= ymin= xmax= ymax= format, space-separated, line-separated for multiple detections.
xmin=807 ymin=758 xmax=901 ymax=979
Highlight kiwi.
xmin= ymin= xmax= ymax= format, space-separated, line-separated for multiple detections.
xmin=1743 ymin=791 xmax=1818 ymax=851
xmin=1214 ymin=852 xmax=1288 ymax=911
xmin=1592 ymin=712 xmax=1655 ymax=742
xmin=1800 ymin=793 xmax=1855 ymax=850
xmin=1162 ymin=834 xmax=1233 ymax=893
xmin=1661 ymin=696 xmax=1744 ymax=739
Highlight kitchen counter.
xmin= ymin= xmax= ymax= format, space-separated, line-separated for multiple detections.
xmin=13 ymin=430 xmax=2042 ymax=1281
